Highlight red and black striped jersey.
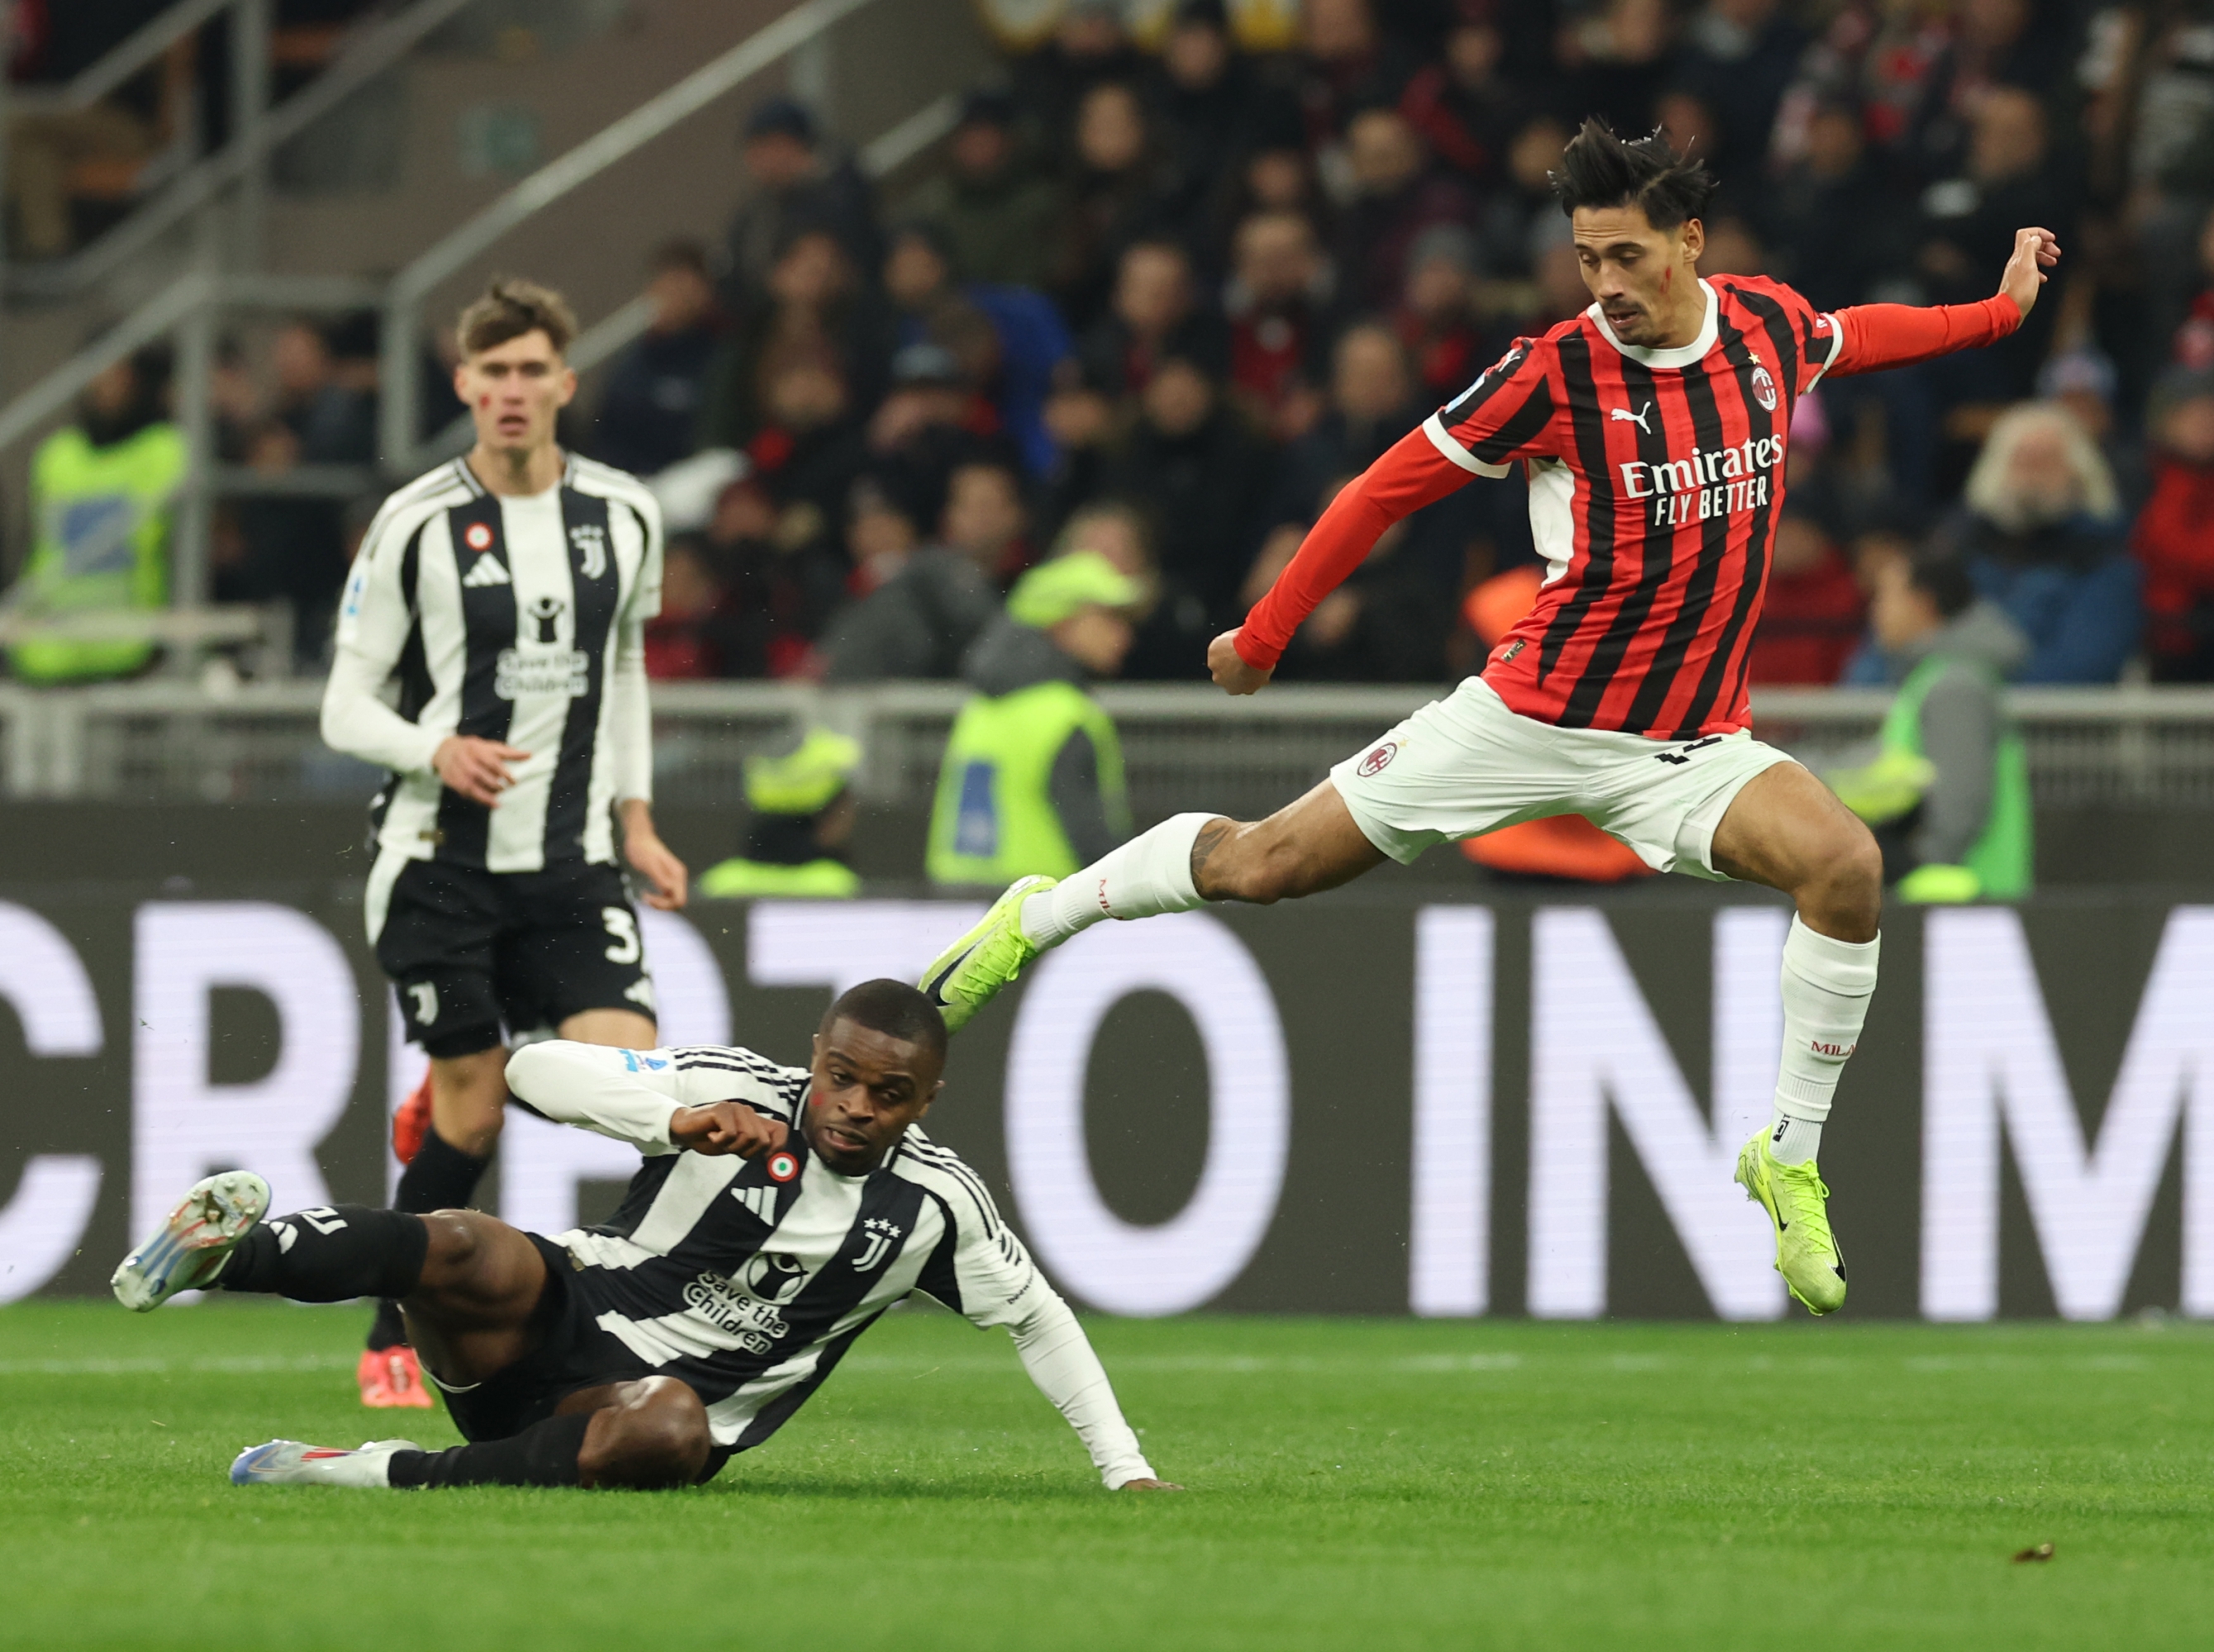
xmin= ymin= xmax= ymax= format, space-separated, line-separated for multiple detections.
xmin=1428 ymin=276 xmax=1836 ymax=738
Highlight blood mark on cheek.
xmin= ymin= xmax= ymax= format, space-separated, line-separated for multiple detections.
xmin=479 ymin=394 xmax=492 ymax=410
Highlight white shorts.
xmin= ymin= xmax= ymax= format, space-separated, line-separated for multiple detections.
xmin=1328 ymin=676 xmax=1794 ymax=880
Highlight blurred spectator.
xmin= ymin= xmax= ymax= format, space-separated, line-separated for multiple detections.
xmin=1746 ymin=509 xmax=1865 ymax=685
xmin=699 ymin=729 xmax=863 ymax=899
xmin=1081 ymin=237 xmax=1228 ymax=401
xmin=1395 ymin=224 xmax=1486 ymax=403
xmin=1146 ymin=0 xmax=1290 ymax=231
xmin=1275 ymin=321 xmax=1421 ymax=529
xmin=2170 ymin=206 xmax=2214 ymax=374
xmin=820 ymin=459 xmax=1027 ymax=681
xmin=8 ymin=346 xmax=181 ymax=684
xmin=1331 ymin=107 xmax=1475 ymax=316
xmin=720 ymin=99 xmax=881 ymax=306
xmin=1048 ymin=80 xmax=1177 ymax=330
xmin=1224 ymin=209 xmax=1333 ymax=433
xmin=1476 ymin=112 xmax=1576 ymax=285
xmin=273 ymin=318 xmax=375 ymax=464
xmin=866 ymin=341 xmax=1020 ymax=535
xmin=1671 ymin=0 xmax=1806 ymax=177
xmin=903 ymin=88 xmax=1060 ymax=290
xmin=1049 ymin=498 xmax=1209 ymax=680
xmin=2133 ymin=369 xmax=2214 ymax=682
xmin=1399 ymin=8 xmax=1544 ymax=192
xmin=1941 ymin=403 xmax=2141 ymax=685
xmin=1756 ymin=94 xmax=1898 ymax=313
xmin=1296 ymin=0 xmax=1415 ymax=146
xmin=592 ymin=240 xmax=723 ymax=478
xmin=700 ymin=228 xmax=891 ymax=472
xmin=699 ymin=478 xmax=847 ymax=678
xmin=1829 ymin=546 xmax=2032 ymax=904
xmin=1013 ymin=0 xmax=1143 ymax=167
xmin=928 ymin=551 xmax=1139 ymax=886
xmin=643 ymin=536 xmax=753 ymax=680
xmin=1095 ymin=357 xmax=1275 ymax=624
xmin=1911 ymin=85 xmax=2070 ymax=406
xmin=1557 ymin=0 xmax=1676 ymax=135
xmin=883 ymin=222 xmax=1072 ymax=478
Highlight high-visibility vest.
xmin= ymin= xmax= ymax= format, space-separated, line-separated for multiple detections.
xmin=696 ymin=857 xmax=861 ymax=899
xmin=12 ymin=421 xmax=184 ymax=683
xmin=927 ymin=679 xmax=1127 ymax=886
xmin=1879 ymin=653 xmax=2034 ymax=899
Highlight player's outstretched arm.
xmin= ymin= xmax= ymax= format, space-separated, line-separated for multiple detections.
xmin=1823 ymin=227 xmax=2061 ymax=377
xmin=1007 ymin=1288 xmax=1181 ymax=1490
xmin=1214 ymin=427 xmax=1473 ymax=695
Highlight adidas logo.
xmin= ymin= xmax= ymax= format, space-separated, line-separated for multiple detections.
xmin=731 ymin=1184 xmax=779 ymax=1226
xmin=462 ymin=555 xmax=511 ymax=588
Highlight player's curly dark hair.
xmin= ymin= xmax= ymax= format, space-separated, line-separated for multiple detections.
xmin=1549 ymin=117 xmax=1716 ymax=230
xmin=823 ymin=979 xmax=948 ymax=1067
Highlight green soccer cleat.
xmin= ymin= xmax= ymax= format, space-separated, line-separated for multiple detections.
xmin=112 ymin=1170 xmax=270 ymax=1312
xmin=919 ymin=876 xmax=1057 ymax=1034
xmin=1735 ymin=1131 xmax=1847 ymax=1317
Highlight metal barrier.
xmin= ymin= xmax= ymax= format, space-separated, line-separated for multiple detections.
xmin=5 ymin=681 xmax=2213 ymax=817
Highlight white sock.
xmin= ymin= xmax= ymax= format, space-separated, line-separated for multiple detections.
xmin=1769 ymin=915 xmax=1879 ymax=1165
xmin=1020 ymin=813 xmax=1215 ymax=947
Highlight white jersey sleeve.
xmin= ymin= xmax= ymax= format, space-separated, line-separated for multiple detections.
xmin=904 ymin=1142 xmax=1157 ymax=1488
xmin=610 ymin=476 xmax=662 ymax=804
xmin=321 ymin=493 xmax=444 ymax=775
xmin=504 ymin=1039 xmax=808 ymax=1157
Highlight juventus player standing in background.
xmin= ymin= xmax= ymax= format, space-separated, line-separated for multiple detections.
xmin=924 ymin=121 xmax=2064 ymax=1322
xmin=322 ymin=279 xmax=687 ymax=1408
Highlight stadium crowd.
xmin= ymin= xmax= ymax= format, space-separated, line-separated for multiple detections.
xmin=18 ymin=0 xmax=2214 ymax=689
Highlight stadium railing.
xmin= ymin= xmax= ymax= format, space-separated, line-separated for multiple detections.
xmin=3 ymin=681 xmax=2212 ymax=818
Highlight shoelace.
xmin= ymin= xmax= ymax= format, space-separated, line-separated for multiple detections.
xmin=1774 ymin=1160 xmax=1838 ymax=1256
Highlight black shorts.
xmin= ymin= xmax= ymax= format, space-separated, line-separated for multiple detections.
xmin=435 ymin=1233 xmax=734 ymax=1480
xmin=374 ymin=859 xmax=655 ymax=1057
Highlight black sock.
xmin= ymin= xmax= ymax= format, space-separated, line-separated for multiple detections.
xmin=369 ymin=1131 xmax=491 ymax=1351
xmin=385 ymin=1413 xmax=591 ymax=1488
xmin=394 ymin=1129 xmax=491 ymax=1215
xmin=218 ymin=1205 xmax=430 ymax=1302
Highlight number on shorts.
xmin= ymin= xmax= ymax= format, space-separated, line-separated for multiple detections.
xmin=601 ymin=906 xmax=642 ymax=965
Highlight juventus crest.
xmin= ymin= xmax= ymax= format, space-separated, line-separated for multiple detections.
xmin=568 ymin=521 xmax=608 ymax=579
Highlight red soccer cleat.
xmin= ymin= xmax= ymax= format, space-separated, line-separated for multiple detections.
xmin=358 ymin=1345 xmax=435 ymax=1410
xmin=392 ymin=1070 xmax=434 ymax=1165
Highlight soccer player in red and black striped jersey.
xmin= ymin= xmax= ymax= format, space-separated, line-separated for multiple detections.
xmin=920 ymin=120 xmax=2062 ymax=1318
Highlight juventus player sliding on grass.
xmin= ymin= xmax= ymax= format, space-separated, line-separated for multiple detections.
xmin=111 ymin=980 xmax=1176 ymax=1493
xmin=923 ymin=119 xmax=2064 ymax=1319
xmin=321 ymin=278 xmax=687 ymax=1408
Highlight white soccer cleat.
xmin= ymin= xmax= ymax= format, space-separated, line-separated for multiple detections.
xmin=111 ymin=1170 xmax=271 ymax=1312
xmin=230 ymin=1439 xmax=419 ymax=1488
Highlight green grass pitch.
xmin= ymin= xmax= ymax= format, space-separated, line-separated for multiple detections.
xmin=2 ymin=1300 xmax=2210 ymax=1650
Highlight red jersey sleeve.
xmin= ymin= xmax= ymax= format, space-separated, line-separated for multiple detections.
xmin=1235 ymin=341 xmax=1560 ymax=672
xmin=1793 ymin=296 xmax=2022 ymax=387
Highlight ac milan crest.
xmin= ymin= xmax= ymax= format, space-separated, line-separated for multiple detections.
xmin=1357 ymin=742 xmax=1398 ymax=777
xmin=1750 ymin=364 xmax=1778 ymax=412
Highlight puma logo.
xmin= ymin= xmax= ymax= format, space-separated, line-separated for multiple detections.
xmin=1611 ymin=402 xmax=1654 ymax=434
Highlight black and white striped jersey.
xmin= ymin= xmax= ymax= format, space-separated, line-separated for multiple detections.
xmin=506 ymin=1041 xmax=1057 ymax=1455
xmin=321 ymin=453 xmax=663 ymax=882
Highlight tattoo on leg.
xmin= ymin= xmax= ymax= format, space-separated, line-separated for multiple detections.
xmin=1189 ymin=819 xmax=1233 ymax=894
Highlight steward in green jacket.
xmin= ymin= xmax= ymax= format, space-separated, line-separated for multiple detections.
xmin=1829 ymin=548 xmax=2033 ymax=904
xmin=697 ymin=729 xmax=864 ymax=899
xmin=927 ymin=551 xmax=1138 ymax=887
xmin=10 ymin=349 xmax=183 ymax=684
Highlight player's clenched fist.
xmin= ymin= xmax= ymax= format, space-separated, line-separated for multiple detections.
xmin=2000 ymin=225 xmax=2061 ymax=319
xmin=669 ymin=1101 xmax=790 ymax=1158
xmin=1208 ymin=629 xmax=1272 ymax=695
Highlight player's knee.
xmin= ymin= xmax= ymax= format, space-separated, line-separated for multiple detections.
xmin=583 ymin=1379 xmax=710 ymax=1490
xmin=1808 ymin=824 xmax=1884 ymax=937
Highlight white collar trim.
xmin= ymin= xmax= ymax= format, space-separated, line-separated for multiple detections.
xmin=1588 ymin=280 xmax=1718 ymax=369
